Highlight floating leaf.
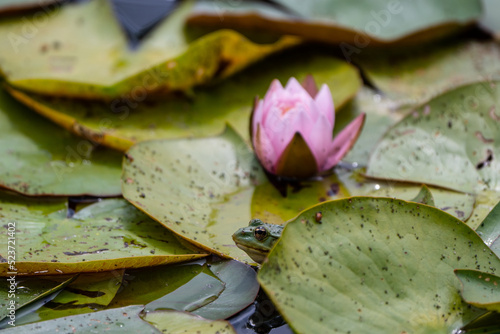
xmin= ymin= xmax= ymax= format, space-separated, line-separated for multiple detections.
xmin=456 ymin=269 xmax=500 ymax=313
xmin=366 ymin=81 xmax=500 ymax=194
xmin=476 ymin=200 xmax=500 ymax=257
xmin=122 ymin=126 xmax=352 ymax=263
xmin=0 ymin=198 xmax=206 ymax=276
xmin=0 ymin=87 xmax=122 ymax=196
xmin=258 ymin=197 xmax=500 ymax=333
xmin=144 ymin=310 xmax=236 ymax=334
xmin=7 ymin=52 xmax=361 ymax=151
xmin=480 ymin=0 xmax=500 ymax=39
xmin=145 ymin=260 xmax=259 ymax=320
xmin=0 ymin=275 xmax=74 ymax=324
xmin=188 ymin=0 xmax=481 ymax=45
xmin=357 ymin=40 xmax=500 ymax=104
xmin=15 ymin=271 xmax=125 ymax=326
xmin=0 ymin=305 xmax=159 ymax=333
xmin=0 ymin=0 xmax=298 ymax=99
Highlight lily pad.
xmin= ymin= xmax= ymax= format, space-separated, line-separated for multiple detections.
xmin=144 ymin=310 xmax=236 ymax=334
xmin=258 ymin=197 xmax=500 ymax=333
xmin=0 ymin=0 xmax=298 ymax=99
xmin=476 ymin=200 xmax=500 ymax=256
xmin=0 ymin=198 xmax=207 ymax=276
xmin=0 ymin=275 xmax=74 ymax=324
xmin=366 ymin=81 xmax=500 ymax=194
xmin=0 ymin=305 xmax=159 ymax=333
xmin=15 ymin=270 xmax=125 ymax=326
xmin=357 ymin=40 xmax=500 ymax=104
xmin=456 ymin=269 xmax=500 ymax=313
xmin=480 ymin=0 xmax=500 ymax=39
xmin=188 ymin=0 xmax=481 ymax=45
xmin=0 ymin=87 xmax=122 ymax=196
xmin=7 ymin=51 xmax=361 ymax=151
xmin=122 ymin=126 xmax=353 ymax=263
xmin=410 ymin=185 xmax=435 ymax=206
xmin=145 ymin=259 xmax=259 ymax=320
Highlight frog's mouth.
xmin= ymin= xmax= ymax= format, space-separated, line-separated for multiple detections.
xmin=234 ymin=243 xmax=269 ymax=264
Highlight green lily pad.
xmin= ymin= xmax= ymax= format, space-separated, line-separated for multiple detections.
xmin=122 ymin=126 xmax=354 ymax=263
xmin=354 ymin=181 xmax=478 ymax=223
xmin=258 ymin=197 xmax=500 ymax=333
xmin=0 ymin=0 xmax=298 ymax=99
xmin=334 ymin=87 xmax=405 ymax=166
xmin=0 ymin=275 xmax=75 ymax=324
xmin=0 ymin=87 xmax=122 ymax=196
xmin=0 ymin=197 xmax=207 ymax=276
xmin=15 ymin=270 xmax=125 ymax=326
xmin=366 ymin=81 xmax=500 ymax=194
xmin=144 ymin=310 xmax=236 ymax=334
xmin=358 ymin=40 xmax=500 ymax=104
xmin=188 ymin=0 xmax=481 ymax=45
xmin=456 ymin=269 xmax=500 ymax=313
xmin=0 ymin=305 xmax=159 ymax=333
xmin=476 ymin=200 xmax=500 ymax=256
xmin=7 ymin=51 xmax=361 ymax=151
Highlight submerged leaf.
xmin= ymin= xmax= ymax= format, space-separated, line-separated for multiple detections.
xmin=410 ymin=185 xmax=435 ymax=206
xmin=258 ymin=197 xmax=500 ymax=333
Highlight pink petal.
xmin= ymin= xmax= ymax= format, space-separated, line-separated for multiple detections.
xmin=263 ymin=79 xmax=284 ymax=106
xmin=314 ymin=84 xmax=335 ymax=126
xmin=301 ymin=75 xmax=319 ymax=98
xmin=266 ymin=106 xmax=311 ymax=160
xmin=254 ymin=123 xmax=279 ymax=173
xmin=285 ymin=77 xmax=309 ymax=96
xmin=304 ymin=114 xmax=333 ymax=169
xmin=323 ymin=113 xmax=366 ymax=171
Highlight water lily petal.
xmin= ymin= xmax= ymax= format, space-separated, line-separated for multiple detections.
xmin=266 ymin=106 xmax=311 ymax=160
xmin=285 ymin=77 xmax=309 ymax=96
xmin=314 ymin=84 xmax=335 ymax=126
xmin=323 ymin=113 xmax=366 ymax=171
xmin=263 ymin=79 xmax=284 ymax=106
xmin=304 ymin=114 xmax=333 ymax=170
xmin=254 ymin=123 xmax=278 ymax=173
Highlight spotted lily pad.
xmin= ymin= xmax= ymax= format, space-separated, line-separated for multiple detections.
xmin=455 ymin=269 xmax=500 ymax=313
xmin=15 ymin=271 xmax=125 ymax=326
xmin=144 ymin=310 xmax=236 ymax=334
xmin=0 ymin=87 xmax=122 ymax=196
xmin=0 ymin=0 xmax=298 ymax=99
xmin=0 ymin=0 xmax=60 ymax=16
xmin=258 ymin=197 xmax=500 ymax=333
xmin=0 ymin=197 xmax=206 ymax=276
xmin=0 ymin=305 xmax=159 ymax=333
xmin=366 ymin=81 xmax=500 ymax=194
xmin=188 ymin=0 xmax=481 ymax=45
xmin=357 ymin=40 xmax=500 ymax=104
xmin=122 ymin=126 xmax=353 ymax=263
xmin=0 ymin=275 xmax=75 ymax=324
xmin=7 ymin=52 xmax=361 ymax=151
xmin=476 ymin=200 xmax=500 ymax=256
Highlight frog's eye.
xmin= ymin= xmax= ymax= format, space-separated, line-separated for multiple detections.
xmin=254 ymin=226 xmax=268 ymax=241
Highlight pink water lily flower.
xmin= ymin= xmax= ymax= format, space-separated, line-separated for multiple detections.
xmin=251 ymin=76 xmax=365 ymax=178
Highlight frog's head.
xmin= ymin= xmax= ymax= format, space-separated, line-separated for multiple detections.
xmin=232 ymin=219 xmax=283 ymax=264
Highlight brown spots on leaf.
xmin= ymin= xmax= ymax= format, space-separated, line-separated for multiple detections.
xmin=475 ymin=131 xmax=494 ymax=143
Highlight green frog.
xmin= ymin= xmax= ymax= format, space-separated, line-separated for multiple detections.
xmin=232 ymin=219 xmax=283 ymax=264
